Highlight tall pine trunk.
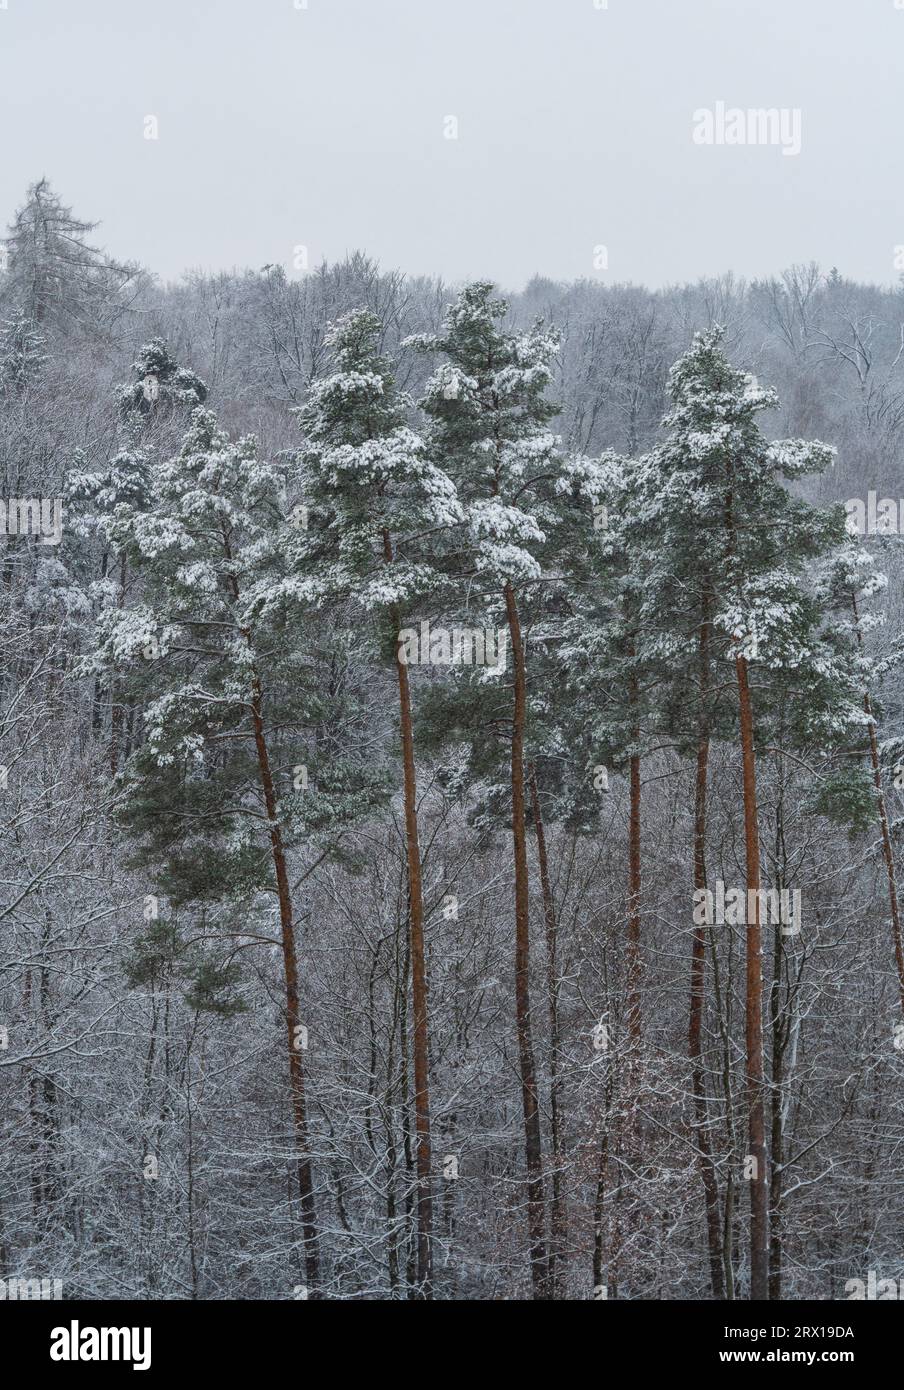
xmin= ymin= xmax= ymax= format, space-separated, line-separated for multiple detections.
xmin=690 ymin=607 xmax=726 ymax=1299
xmin=528 ymin=763 xmax=566 ymax=1298
xmin=768 ymin=915 xmax=786 ymax=1301
xmin=392 ymin=625 xmax=434 ymax=1296
xmin=625 ymin=627 xmax=642 ymax=1051
xmin=734 ymin=653 xmax=769 ymax=1300
xmin=615 ymin=626 xmax=643 ymax=1297
xmin=503 ymin=581 xmax=549 ymax=1299
xmin=384 ymin=523 xmax=434 ymax=1296
xmin=249 ymin=673 xmax=321 ymax=1296
xmin=627 ymin=746 xmax=642 ymax=1048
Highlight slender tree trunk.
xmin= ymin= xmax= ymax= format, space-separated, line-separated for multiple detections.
xmin=734 ymin=653 xmax=769 ymax=1300
xmin=690 ymin=609 xmax=726 ymax=1299
xmin=710 ymin=929 xmax=737 ymax=1300
xmin=385 ymin=932 xmax=402 ymax=1298
xmin=627 ymin=748 xmax=642 ymax=1048
xmin=767 ymin=761 xmax=795 ymax=1302
xmin=768 ymin=916 xmax=785 ymax=1302
xmin=383 ymin=524 xmax=434 ymax=1295
xmin=185 ymin=1019 xmax=201 ymax=1299
xmin=528 ymin=763 xmax=566 ymax=1298
xmin=592 ymin=1127 xmax=609 ymax=1298
xmin=616 ymin=624 xmax=643 ymax=1296
xmin=109 ymin=556 xmax=128 ymax=776
xmin=394 ymin=919 xmax=418 ymax=1291
xmin=503 ymin=581 xmax=549 ymax=1299
xmin=625 ymin=632 xmax=642 ymax=1050
xmin=691 ymin=733 xmax=727 ymax=1299
xmin=249 ymin=673 xmax=321 ymax=1295
xmin=392 ymin=631 xmax=434 ymax=1295
xmin=852 ymin=593 xmax=904 ymax=1017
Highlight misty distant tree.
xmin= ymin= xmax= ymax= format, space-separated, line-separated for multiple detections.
xmin=2 ymin=178 xmax=139 ymax=331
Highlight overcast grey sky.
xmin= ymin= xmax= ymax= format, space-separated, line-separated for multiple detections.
xmin=1 ymin=0 xmax=901 ymax=290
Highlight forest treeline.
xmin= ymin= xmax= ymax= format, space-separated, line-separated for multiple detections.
xmin=1 ymin=179 xmax=904 ymax=1301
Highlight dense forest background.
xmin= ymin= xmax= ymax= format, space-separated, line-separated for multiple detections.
xmin=2 ymin=178 xmax=904 ymax=1302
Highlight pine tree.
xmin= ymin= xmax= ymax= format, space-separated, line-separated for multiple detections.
xmin=3 ymin=178 xmax=138 ymax=331
xmin=411 ymin=445 xmax=612 ymax=1299
xmin=557 ymin=452 xmax=668 ymax=1298
xmin=643 ymin=327 xmax=849 ymax=1300
xmin=82 ymin=405 xmax=388 ymax=1297
xmin=67 ymin=441 xmax=153 ymax=762
xmin=412 ymin=282 xmax=574 ymax=1298
xmin=818 ymin=535 xmax=904 ymax=1019
xmin=68 ymin=339 xmax=206 ymax=769
xmin=292 ymin=308 xmax=463 ymax=1295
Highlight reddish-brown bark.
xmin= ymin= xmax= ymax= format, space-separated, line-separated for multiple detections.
xmin=382 ymin=524 xmax=434 ymax=1296
xmin=393 ymin=627 xmax=434 ymax=1295
xmin=735 ymin=652 xmax=769 ymax=1301
xmin=250 ymin=673 xmax=321 ymax=1295
xmin=690 ymin=608 xmax=726 ymax=1299
xmin=504 ymin=581 xmax=549 ymax=1299
xmin=691 ymin=731 xmax=727 ymax=1299
xmin=528 ymin=763 xmax=566 ymax=1298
